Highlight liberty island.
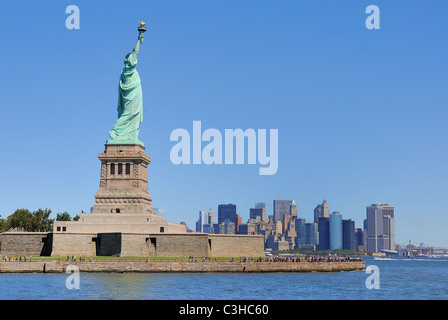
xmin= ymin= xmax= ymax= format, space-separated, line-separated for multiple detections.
xmin=0 ymin=22 xmax=266 ymax=261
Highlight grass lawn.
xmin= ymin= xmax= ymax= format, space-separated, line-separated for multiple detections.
xmin=25 ymin=256 xmax=240 ymax=262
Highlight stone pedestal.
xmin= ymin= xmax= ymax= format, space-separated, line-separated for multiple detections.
xmin=92 ymin=144 xmax=153 ymax=214
xmin=53 ymin=143 xmax=188 ymax=234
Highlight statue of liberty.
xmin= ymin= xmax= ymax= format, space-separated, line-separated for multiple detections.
xmin=107 ymin=22 xmax=147 ymax=146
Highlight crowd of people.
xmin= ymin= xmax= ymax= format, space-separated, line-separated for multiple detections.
xmin=2 ymin=256 xmax=32 ymax=262
xmin=243 ymin=255 xmax=362 ymax=263
xmin=184 ymin=255 xmax=363 ymax=263
xmin=66 ymin=256 xmax=95 ymax=262
xmin=1 ymin=254 xmax=362 ymax=263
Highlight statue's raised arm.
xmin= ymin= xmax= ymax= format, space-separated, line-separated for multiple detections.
xmin=133 ymin=32 xmax=144 ymax=56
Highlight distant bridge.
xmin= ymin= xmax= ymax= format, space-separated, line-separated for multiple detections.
xmin=415 ymin=247 xmax=448 ymax=255
xmin=381 ymin=247 xmax=448 ymax=256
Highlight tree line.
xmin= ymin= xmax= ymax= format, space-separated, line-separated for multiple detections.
xmin=0 ymin=209 xmax=79 ymax=233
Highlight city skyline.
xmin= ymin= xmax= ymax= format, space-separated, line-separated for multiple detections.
xmin=195 ymin=198 xmax=373 ymax=253
xmin=0 ymin=1 xmax=447 ymax=248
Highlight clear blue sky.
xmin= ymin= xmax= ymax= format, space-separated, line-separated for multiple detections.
xmin=0 ymin=1 xmax=447 ymax=247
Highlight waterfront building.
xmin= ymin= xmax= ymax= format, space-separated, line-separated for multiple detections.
xmin=275 ymin=239 xmax=290 ymax=251
xmin=366 ymin=203 xmax=395 ymax=253
xmin=295 ymin=218 xmax=306 ymax=239
xmin=342 ymin=219 xmax=356 ymax=250
xmin=317 ymin=217 xmax=330 ymax=250
xmin=355 ymin=228 xmax=365 ymax=251
xmin=330 ymin=212 xmax=342 ymax=250
xmin=265 ymin=232 xmax=278 ymax=250
xmin=297 ymin=222 xmax=319 ymax=247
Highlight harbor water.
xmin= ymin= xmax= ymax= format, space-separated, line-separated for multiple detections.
xmin=0 ymin=257 xmax=447 ymax=300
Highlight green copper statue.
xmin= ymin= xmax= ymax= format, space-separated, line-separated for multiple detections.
xmin=107 ymin=22 xmax=147 ymax=146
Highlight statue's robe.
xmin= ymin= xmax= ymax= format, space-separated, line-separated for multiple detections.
xmin=108 ymin=51 xmax=144 ymax=145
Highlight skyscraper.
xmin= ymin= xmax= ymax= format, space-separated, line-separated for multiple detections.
xmin=355 ymin=228 xmax=365 ymax=251
xmin=218 ymin=204 xmax=237 ymax=225
xmin=273 ymin=199 xmax=292 ymax=222
xmin=366 ymin=203 xmax=395 ymax=253
xmin=297 ymin=222 xmax=319 ymax=246
xmin=314 ymin=199 xmax=329 ymax=223
xmin=290 ymin=197 xmax=298 ymax=218
xmin=250 ymin=207 xmax=266 ymax=222
xmin=255 ymin=202 xmax=265 ymax=209
xmin=330 ymin=212 xmax=342 ymax=250
xmin=317 ymin=217 xmax=330 ymax=250
xmin=195 ymin=209 xmax=213 ymax=233
xmin=342 ymin=219 xmax=356 ymax=250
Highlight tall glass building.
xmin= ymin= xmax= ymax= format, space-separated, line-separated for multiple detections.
xmin=273 ymin=199 xmax=292 ymax=222
xmin=317 ymin=217 xmax=330 ymax=250
xmin=330 ymin=212 xmax=342 ymax=250
xmin=297 ymin=223 xmax=319 ymax=246
xmin=342 ymin=219 xmax=356 ymax=250
xmin=196 ymin=209 xmax=213 ymax=233
xmin=218 ymin=204 xmax=237 ymax=225
xmin=366 ymin=203 xmax=395 ymax=253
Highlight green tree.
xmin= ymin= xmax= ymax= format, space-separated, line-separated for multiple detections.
xmin=56 ymin=211 xmax=72 ymax=221
xmin=32 ymin=208 xmax=54 ymax=231
xmin=73 ymin=214 xmax=80 ymax=221
xmin=3 ymin=208 xmax=54 ymax=232
xmin=4 ymin=209 xmax=34 ymax=231
xmin=0 ymin=217 xmax=6 ymax=232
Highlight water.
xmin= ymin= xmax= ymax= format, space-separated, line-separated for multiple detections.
xmin=1 ymin=257 xmax=447 ymax=300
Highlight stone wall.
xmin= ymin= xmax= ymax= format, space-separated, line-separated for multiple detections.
xmin=209 ymin=234 xmax=265 ymax=257
xmin=154 ymin=234 xmax=209 ymax=257
xmin=0 ymin=261 xmax=366 ymax=273
xmin=1 ymin=232 xmax=265 ymax=258
xmin=51 ymin=233 xmax=98 ymax=256
xmin=0 ymin=233 xmax=52 ymax=256
xmin=119 ymin=233 xmax=210 ymax=257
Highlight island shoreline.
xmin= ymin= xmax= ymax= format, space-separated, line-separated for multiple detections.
xmin=0 ymin=261 xmax=365 ymax=273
